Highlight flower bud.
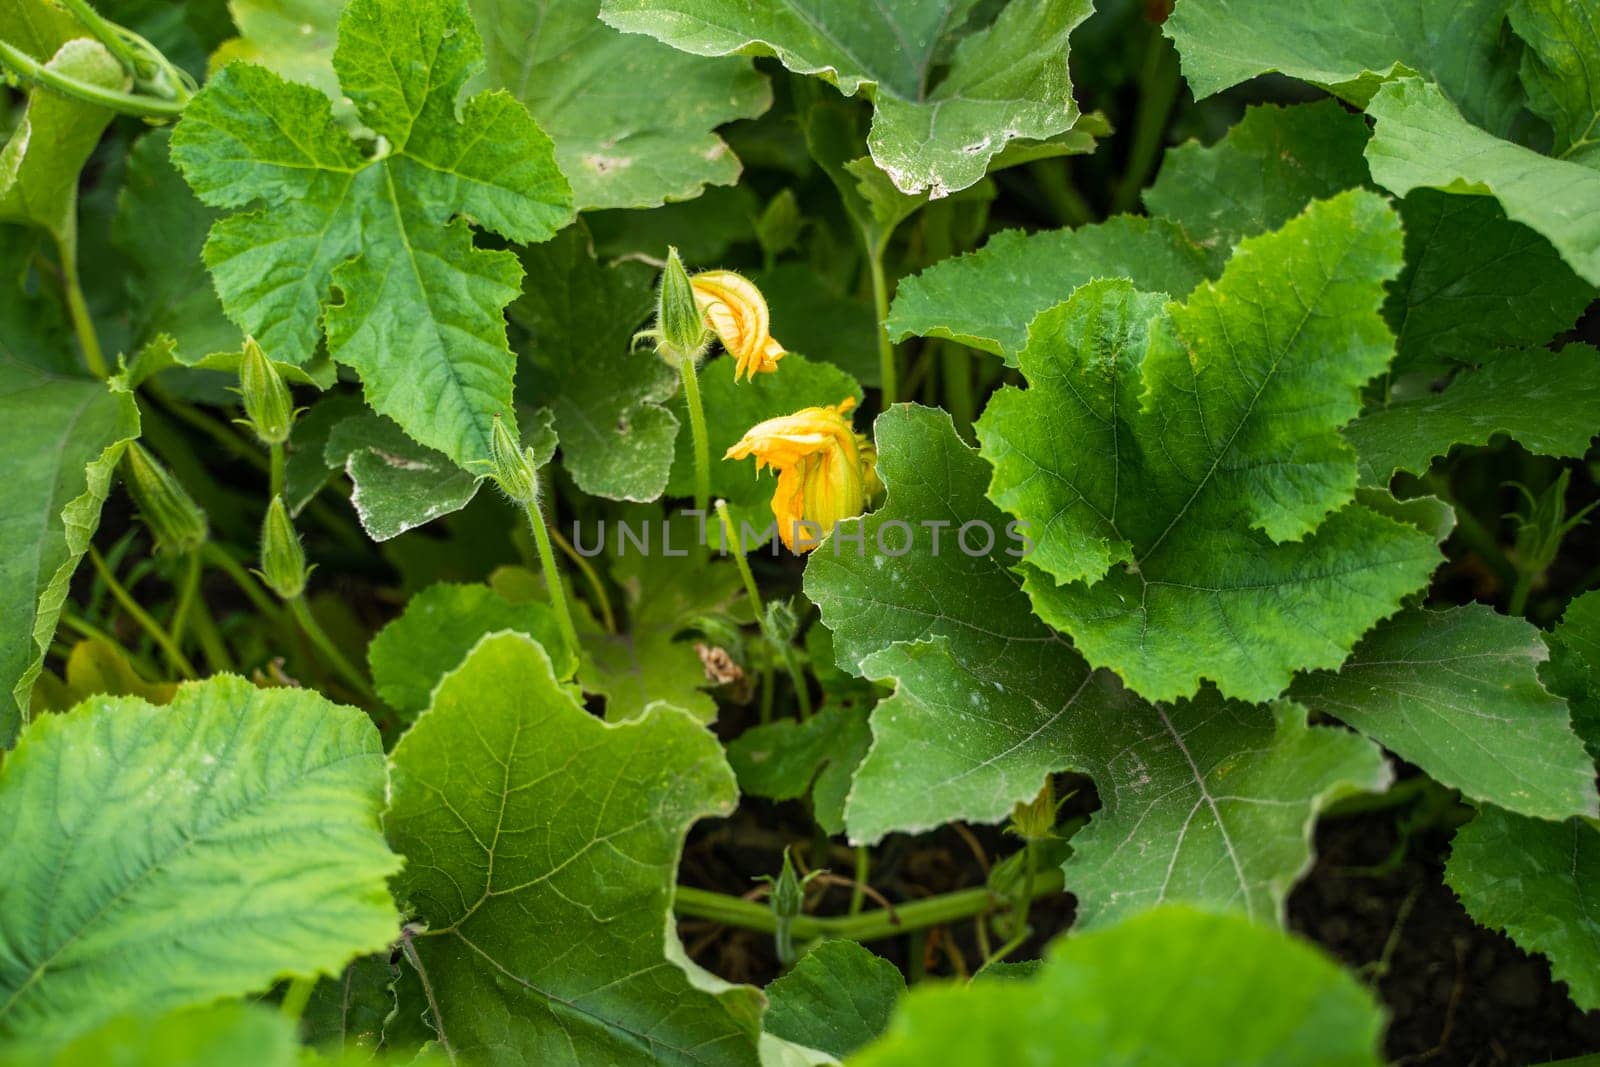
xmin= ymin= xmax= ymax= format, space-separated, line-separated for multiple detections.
xmin=258 ymin=495 xmax=307 ymax=600
xmin=488 ymin=414 xmax=539 ymax=505
xmin=123 ymin=442 xmax=208 ymax=555
xmin=657 ymin=247 xmax=709 ymax=360
xmin=239 ymin=337 xmax=294 ymax=445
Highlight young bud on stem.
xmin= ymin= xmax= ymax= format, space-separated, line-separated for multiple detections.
xmin=238 ymin=337 xmax=294 ymax=445
xmin=258 ymin=495 xmax=308 ymax=600
xmin=488 ymin=415 xmax=539 ymax=505
xmin=657 ymin=246 xmax=709 ymax=363
xmin=123 ymin=442 xmax=208 ymax=555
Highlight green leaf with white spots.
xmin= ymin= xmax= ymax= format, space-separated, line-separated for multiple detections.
xmin=600 ymin=0 xmax=1095 ymax=198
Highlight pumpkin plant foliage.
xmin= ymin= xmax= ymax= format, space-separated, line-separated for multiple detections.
xmin=3 ymin=0 xmax=1600 ymax=1061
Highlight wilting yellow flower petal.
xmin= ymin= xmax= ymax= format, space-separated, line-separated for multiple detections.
xmin=724 ymin=397 xmax=866 ymax=551
xmin=692 ymin=270 xmax=786 ymax=381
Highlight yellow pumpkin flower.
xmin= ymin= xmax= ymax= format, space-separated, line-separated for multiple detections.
xmin=692 ymin=270 xmax=786 ymax=381
xmin=725 ymin=397 xmax=867 ymax=552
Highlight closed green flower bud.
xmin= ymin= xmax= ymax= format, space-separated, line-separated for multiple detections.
xmin=239 ymin=337 xmax=294 ymax=445
xmin=258 ymin=495 xmax=308 ymax=600
xmin=123 ymin=442 xmax=208 ymax=555
xmin=488 ymin=414 xmax=539 ymax=505
xmin=656 ymin=246 xmax=708 ymax=361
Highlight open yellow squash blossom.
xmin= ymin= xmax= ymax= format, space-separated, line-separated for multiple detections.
xmin=692 ymin=270 xmax=786 ymax=381
xmin=725 ymin=397 xmax=877 ymax=552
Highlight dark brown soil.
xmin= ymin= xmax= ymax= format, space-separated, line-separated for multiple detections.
xmin=1291 ymin=810 xmax=1600 ymax=1065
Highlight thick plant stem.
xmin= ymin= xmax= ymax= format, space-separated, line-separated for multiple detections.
xmin=59 ymin=243 xmax=107 ymax=379
xmin=868 ymin=240 xmax=896 ymax=407
xmin=287 ymin=596 xmax=374 ymax=702
xmin=850 ymin=846 xmax=870 ymax=915
xmin=676 ymin=868 xmax=1065 ymax=943
xmin=0 ymin=39 xmax=183 ymax=118
xmin=551 ymin=526 xmax=616 ymax=634
xmin=679 ymin=354 xmax=712 ymax=516
xmin=521 ymin=499 xmax=582 ymax=663
xmin=87 ymin=545 xmax=196 ymax=679
xmin=188 ymin=592 xmax=234 ymax=673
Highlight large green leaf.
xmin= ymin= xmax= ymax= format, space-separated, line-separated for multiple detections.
xmin=854 ymin=907 xmax=1383 ymax=1066
xmin=385 ymin=631 xmax=763 ymax=1064
xmin=1510 ymin=0 xmax=1600 ymax=166
xmin=1346 ymin=345 xmax=1600 ymax=485
xmin=1543 ymin=589 xmax=1600 ymax=760
xmin=1292 ymin=606 xmax=1599 ymax=821
xmin=885 ymin=215 xmax=1214 ymax=364
xmin=170 ymin=0 xmax=573 ymax=466
xmin=1145 ymin=100 xmax=1372 ymax=254
xmin=0 ymin=677 xmax=401 ymax=1051
xmin=513 ymin=225 xmax=678 ymax=502
xmin=763 ymin=941 xmax=903 ymax=1060
xmin=978 ymin=193 xmax=1439 ymax=702
xmin=1383 ymin=191 xmax=1594 ymax=377
xmin=806 ymin=407 xmax=1385 ymax=925
xmin=600 ymin=0 xmax=1094 ymax=198
xmin=1365 ymin=77 xmax=1600 ymax=286
xmin=0 ymin=362 xmax=139 ymax=745
xmin=472 ymin=0 xmax=770 ymax=210
xmin=1165 ymin=0 xmax=1527 ymax=136
xmin=367 ymin=581 xmax=576 ymax=719
xmin=1447 ymin=807 xmax=1600 ymax=1012
xmin=1063 ymin=694 xmax=1388 ymax=929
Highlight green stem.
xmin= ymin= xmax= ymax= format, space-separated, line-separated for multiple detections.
xmin=551 ymin=526 xmax=616 ymax=634
xmin=867 ymin=237 xmax=897 ymax=407
xmin=203 ymin=542 xmax=284 ymax=623
xmin=1112 ymin=31 xmax=1181 ymax=215
xmin=58 ymin=240 xmax=107 ymax=379
xmin=188 ymin=589 xmax=234 ymax=674
xmin=287 ymin=596 xmax=374 ymax=702
xmin=0 ymin=38 xmax=182 ymax=118
xmin=521 ymin=499 xmax=582 ymax=663
xmin=169 ymin=550 xmax=201 ymax=652
xmin=941 ymin=345 xmax=974 ymax=439
xmin=679 ymin=354 xmax=712 ymax=516
xmin=676 ymin=868 xmax=1065 ymax=943
xmin=1508 ymin=569 xmax=1537 ymax=618
xmin=55 ymin=0 xmax=146 ymax=75
xmin=269 ymin=442 xmax=286 ymax=500
xmin=279 ymin=975 xmax=317 ymax=1022
xmin=849 ymin=846 xmax=869 ymax=916
xmin=717 ymin=501 xmax=808 ymax=718
xmin=87 ymin=545 xmax=196 ymax=679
